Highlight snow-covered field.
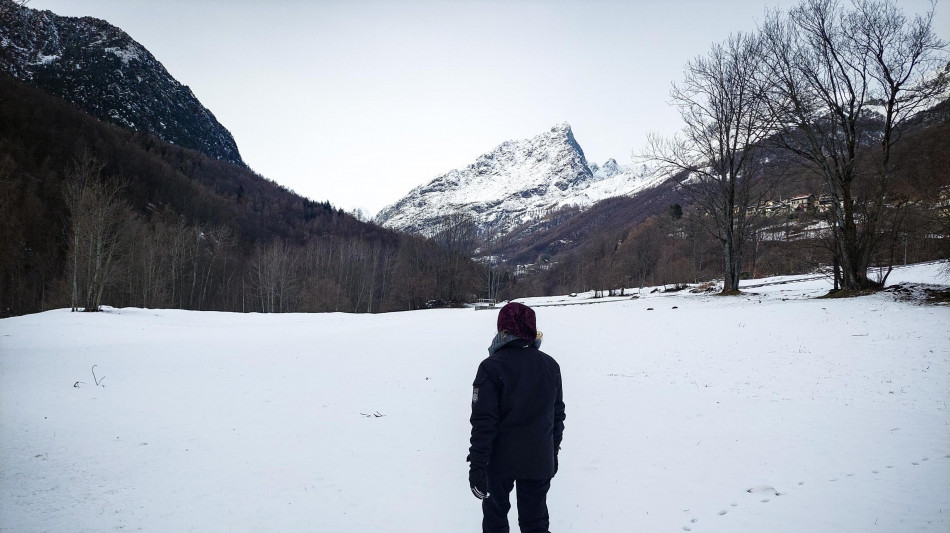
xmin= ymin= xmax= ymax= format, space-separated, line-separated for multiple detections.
xmin=2 ymin=263 xmax=948 ymax=532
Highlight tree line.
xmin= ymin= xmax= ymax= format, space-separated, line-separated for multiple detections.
xmin=63 ymin=163 xmax=484 ymax=314
xmin=0 ymin=73 xmax=485 ymax=316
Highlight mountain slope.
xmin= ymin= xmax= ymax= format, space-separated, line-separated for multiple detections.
xmin=375 ymin=123 xmax=668 ymax=238
xmin=495 ymin=178 xmax=686 ymax=265
xmin=1 ymin=73 xmax=487 ymax=316
xmin=0 ymin=0 xmax=243 ymax=165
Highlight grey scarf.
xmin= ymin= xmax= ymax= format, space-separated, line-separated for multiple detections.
xmin=488 ymin=331 xmax=543 ymax=355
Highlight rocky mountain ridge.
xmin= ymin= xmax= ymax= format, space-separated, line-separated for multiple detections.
xmin=374 ymin=123 xmax=668 ymax=238
xmin=0 ymin=0 xmax=243 ymax=165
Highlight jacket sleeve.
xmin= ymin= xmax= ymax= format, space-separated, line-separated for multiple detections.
xmin=553 ymin=368 xmax=565 ymax=450
xmin=468 ymin=361 xmax=500 ymax=468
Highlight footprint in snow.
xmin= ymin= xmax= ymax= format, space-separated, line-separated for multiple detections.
xmin=681 ymin=516 xmax=699 ymax=530
xmin=747 ymin=485 xmax=781 ymax=504
xmin=747 ymin=485 xmax=781 ymax=496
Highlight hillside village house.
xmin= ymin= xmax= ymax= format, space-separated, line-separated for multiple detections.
xmin=788 ymin=194 xmax=815 ymax=211
xmin=747 ymin=193 xmax=833 ymax=217
xmin=938 ymin=185 xmax=950 ymax=218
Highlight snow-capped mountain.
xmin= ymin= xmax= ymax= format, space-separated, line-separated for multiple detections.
xmin=587 ymin=158 xmax=669 ymax=206
xmin=0 ymin=0 xmax=243 ymax=165
xmin=374 ymin=123 xmax=667 ymax=237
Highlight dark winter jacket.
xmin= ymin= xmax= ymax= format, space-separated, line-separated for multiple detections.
xmin=468 ymin=338 xmax=566 ymax=480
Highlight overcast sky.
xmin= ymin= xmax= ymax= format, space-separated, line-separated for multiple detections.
xmin=27 ymin=0 xmax=950 ymax=217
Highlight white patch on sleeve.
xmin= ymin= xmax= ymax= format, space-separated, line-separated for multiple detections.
xmin=472 ymin=387 xmax=479 ymax=404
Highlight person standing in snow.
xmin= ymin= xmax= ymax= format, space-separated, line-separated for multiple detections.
xmin=468 ymin=302 xmax=566 ymax=533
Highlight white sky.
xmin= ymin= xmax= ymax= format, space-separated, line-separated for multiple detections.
xmin=26 ymin=0 xmax=950 ymax=217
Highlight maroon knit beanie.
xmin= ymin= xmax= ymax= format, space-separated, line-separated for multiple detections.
xmin=497 ymin=302 xmax=537 ymax=341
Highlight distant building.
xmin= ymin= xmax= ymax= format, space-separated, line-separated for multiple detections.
xmin=937 ymin=185 xmax=950 ymax=218
xmin=788 ymin=194 xmax=815 ymax=211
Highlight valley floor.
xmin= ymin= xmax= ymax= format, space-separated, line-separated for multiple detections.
xmin=1 ymin=263 xmax=948 ymax=532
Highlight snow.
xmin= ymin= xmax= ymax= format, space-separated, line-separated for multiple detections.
xmin=31 ymin=53 xmax=60 ymax=65
xmin=2 ymin=262 xmax=948 ymax=532
xmin=377 ymin=123 xmax=593 ymax=236
xmin=375 ymin=124 xmax=667 ymax=238
xmin=103 ymin=45 xmax=140 ymax=65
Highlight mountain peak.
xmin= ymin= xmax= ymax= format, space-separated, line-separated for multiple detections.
xmin=0 ymin=0 xmax=244 ymax=166
xmin=375 ymin=124 xmax=593 ymax=236
xmin=598 ymin=158 xmax=620 ymax=177
xmin=550 ymin=121 xmax=572 ymax=134
xmin=375 ymin=123 xmax=671 ymax=243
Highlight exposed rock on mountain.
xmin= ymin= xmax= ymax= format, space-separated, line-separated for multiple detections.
xmin=376 ymin=123 xmax=664 ymax=236
xmin=0 ymin=0 xmax=243 ymax=165
xmin=375 ymin=123 xmax=667 ymax=238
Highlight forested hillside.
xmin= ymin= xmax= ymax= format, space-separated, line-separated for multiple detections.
xmin=0 ymin=74 xmax=485 ymax=317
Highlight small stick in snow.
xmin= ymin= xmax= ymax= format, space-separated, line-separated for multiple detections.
xmin=92 ymin=365 xmax=106 ymax=387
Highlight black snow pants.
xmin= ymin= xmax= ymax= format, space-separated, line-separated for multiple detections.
xmin=481 ymin=475 xmax=551 ymax=533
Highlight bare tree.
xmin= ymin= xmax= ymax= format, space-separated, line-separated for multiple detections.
xmin=477 ymin=219 xmax=502 ymax=301
xmin=195 ymin=224 xmax=234 ymax=310
xmin=135 ymin=221 xmax=171 ymax=309
xmin=626 ymin=219 xmax=663 ymax=292
xmin=251 ymin=239 xmax=299 ymax=312
xmin=341 ymin=239 xmax=372 ymax=313
xmin=64 ymin=151 xmax=133 ymax=312
xmin=761 ymin=0 xmax=948 ymax=290
xmin=645 ymin=31 xmax=777 ymax=293
xmin=162 ymin=214 xmax=191 ymax=309
xmin=64 ymin=151 xmax=103 ymax=311
xmin=432 ymin=211 xmax=479 ymax=301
